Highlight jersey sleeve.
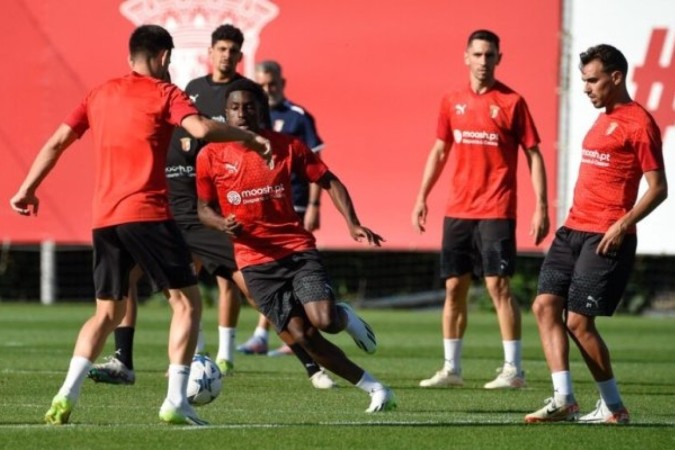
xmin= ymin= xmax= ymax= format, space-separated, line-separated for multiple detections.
xmin=299 ymin=112 xmax=324 ymax=152
xmin=63 ymin=100 xmax=89 ymax=137
xmin=435 ymin=96 xmax=453 ymax=144
xmin=291 ymin=138 xmax=328 ymax=182
xmin=163 ymin=83 xmax=199 ymax=126
xmin=195 ymin=147 xmax=218 ymax=203
xmin=513 ymin=97 xmax=540 ymax=150
xmin=634 ymin=119 xmax=664 ymax=172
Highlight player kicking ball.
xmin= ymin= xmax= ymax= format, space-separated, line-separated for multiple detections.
xmin=196 ymin=78 xmax=396 ymax=413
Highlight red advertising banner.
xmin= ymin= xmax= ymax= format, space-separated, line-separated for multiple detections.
xmin=0 ymin=0 xmax=560 ymax=251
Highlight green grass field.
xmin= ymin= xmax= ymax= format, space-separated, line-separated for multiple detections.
xmin=0 ymin=303 xmax=673 ymax=449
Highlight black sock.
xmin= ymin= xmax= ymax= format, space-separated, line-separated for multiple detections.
xmin=114 ymin=327 xmax=135 ymax=370
xmin=289 ymin=344 xmax=320 ymax=377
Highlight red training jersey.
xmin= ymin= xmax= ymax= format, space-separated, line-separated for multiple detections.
xmin=196 ymin=130 xmax=328 ymax=269
xmin=436 ymin=81 xmax=540 ymax=219
xmin=565 ymin=101 xmax=664 ymax=234
xmin=64 ymin=72 xmax=198 ymax=228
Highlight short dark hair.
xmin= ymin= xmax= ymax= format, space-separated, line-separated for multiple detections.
xmin=255 ymin=60 xmax=283 ymax=78
xmin=579 ymin=44 xmax=628 ymax=77
xmin=211 ymin=24 xmax=244 ymax=47
xmin=467 ymin=29 xmax=500 ymax=50
xmin=224 ymin=78 xmax=266 ymax=104
xmin=129 ymin=25 xmax=174 ymax=58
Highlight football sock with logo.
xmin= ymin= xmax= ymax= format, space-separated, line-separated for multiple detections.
xmin=551 ymin=370 xmax=575 ymax=404
xmin=166 ymin=364 xmax=190 ymax=406
xmin=442 ymin=338 xmax=462 ymax=373
xmin=114 ymin=327 xmax=135 ymax=370
xmin=597 ymin=378 xmax=623 ymax=411
xmin=57 ymin=356 xmax=92 ymax=401
xmin=288 ymin=344 xmax=320 ymax=377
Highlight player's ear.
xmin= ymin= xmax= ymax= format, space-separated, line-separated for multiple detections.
xmin=496 ymin=52 xmax=502 ymax=65
xmin=611 ymin=70 xmax=623 ymax=86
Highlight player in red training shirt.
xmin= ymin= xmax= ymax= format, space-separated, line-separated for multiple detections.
xmin=196 ymin=78 xmax=396 ymax=413
xmin=9 ymin=25 xmax=269 ymax=426
xmin=525 ymin=44 xmax=667 ymax=424
xmin=412 ymin=29 xmax=550 ymax=390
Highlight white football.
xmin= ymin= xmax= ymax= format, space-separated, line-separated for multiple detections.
xmin=187 ymin=354 xmax=223 ymax=406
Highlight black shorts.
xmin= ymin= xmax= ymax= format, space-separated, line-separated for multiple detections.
xmin=177 ymin=222 xmax=236 ymax=279
xmin=440 ymin=218 xmax=516 ymax=279
xmin=92 ymin=220 xmax=198 ymax=300
xmin=241 ymin=250 xmax=334 ymax=332
xmin=537 ymin=226 xmax=637 ymax=316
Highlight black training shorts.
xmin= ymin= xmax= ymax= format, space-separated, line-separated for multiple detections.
xmin=537 ymin=226 xmax=637 ymax=316
xmin=177 ymin=222 xmax=236 ymax=279
xmin=93 ymin=220 xmax=197 ymax=300
xmin=440 ymin=217 xmax=517 ymax=279
xmin=241 ymin=250 xmax=334 ymax=332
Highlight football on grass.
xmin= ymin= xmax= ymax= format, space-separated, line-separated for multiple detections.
xmin=187 ymin=354 xmax=223 ymax=406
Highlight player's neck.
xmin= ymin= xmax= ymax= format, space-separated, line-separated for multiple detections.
xmin=211 ymin=71 xmax=237 ymax=83
xmin=470 ymin=78 xmax=496 ymax=94
xmin=604 ymin=89 xmax=632 ymax=113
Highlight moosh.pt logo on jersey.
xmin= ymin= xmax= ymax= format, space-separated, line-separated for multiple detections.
xmin=165 ymin=165 xmax=195 ymax=178
xmin=581 ymin=149 xmax=611 ymax=167
xmin=226 ymin=184 xmax=286 ymax=205
xmin=453 ymin=129 xmax=499 ymax=146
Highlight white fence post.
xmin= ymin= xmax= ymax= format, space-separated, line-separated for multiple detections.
xmin=40 ymin=240 xmax=56 ymax=305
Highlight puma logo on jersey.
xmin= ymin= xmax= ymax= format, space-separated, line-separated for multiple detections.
xmin=454 ymin=104 xmax=467 ymax=115
xmin=224 ymin=162 xmax=239 ymax=173
xmin=189 ymin=94 xmax=199 ymax=103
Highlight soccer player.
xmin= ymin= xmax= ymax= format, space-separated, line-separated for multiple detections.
xmin=9 ymin=24 xmax=270 ymax=426
xmin=411 ymin=29 xmax=549 ymax=389
xmin=238 ymin=60 xmax=327 ymax=358
xmin=524 ymin=44 xmax=667 ymax=424
xmin=196 ymin=79 xmax=396 ymax=413
xmin=87 ymin=25 xmax=335 ymax=390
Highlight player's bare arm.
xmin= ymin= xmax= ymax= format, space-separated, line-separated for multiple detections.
xmin=411 ymin=139 xmax=451 ymax=234
xmin=319 ymin=171 xmax=384 ymax=247
xmin=597 ymin=169 xmax=668 ymax=255
xmin=181 ymin=114 xmax=271 ymax=161
xmin=197 ymin=198 xmax=242 ymax=237
xmin=525 ymin=146 xmax=550 ymax=245
xmin=10 ymin=124 xmax=78 ymax=216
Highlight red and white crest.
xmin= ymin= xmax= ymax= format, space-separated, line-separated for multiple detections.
xmin=120 ymin=0 xmax=279 ymax=88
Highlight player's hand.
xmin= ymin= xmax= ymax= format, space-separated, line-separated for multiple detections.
xmin=350 ymin=225 xmax=384 ymax=247
xmin=10 ymin=191 xmax=39 ymax=216
xmin=597 ymin=220 xmax=626 ymax=256
xmin=530 ymin=208 xmax=550 ymax=246
xmin=221 ymin=214 xmax=242 ymax=237
xmin=244 ymin=134 xmax=273 ymax=169
xmin=411 ymin=200 xmax=427 ymax=234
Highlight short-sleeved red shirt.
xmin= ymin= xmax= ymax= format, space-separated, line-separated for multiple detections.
xmin=196 ymin=130 xmax=328 ymax=269
xmin=565 ymin=102 xmax=664 ymax=234
xmin=64 ymin=72 xmax=198 ymax=228
xmin=436 ymin=81 xmax=540 ymax=219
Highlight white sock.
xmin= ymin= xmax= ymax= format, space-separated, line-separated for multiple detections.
xmin=355 ymin=371 xmax=384 ymax=393
xmin=195 ymin=323 xmax=206 ymax=354
xmin=597 ymin=378 xmax=622 ymax=410
xmin=551 ymin=370 xmax=575 ymax=404
xmin=442 ymin=339 xmax=462 ymax=373
xmin=503 ymin=340 xmax=522 ymax=371
xmin=217 ymin=326 xmax=236 ymax=362
xmin=252 ymin=326 xmax=268 ymax=341
xmin=166 ymin=364 xmax=190 ymax=407
xmin=57 ymin=356 xmax=92 ymax=401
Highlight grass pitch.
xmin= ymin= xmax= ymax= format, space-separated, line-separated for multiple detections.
xmin=0 ymin=303 xmax=673 ymax=449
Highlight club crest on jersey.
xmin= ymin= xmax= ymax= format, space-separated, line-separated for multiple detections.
xmin=490 ymin=105 xmax=500 ymax=119
xmin=454 ymin=104 xmax=467 ymax=115
xmin=606 ymin=122 xmax=618 ymax=135
xmin=119 ymin=0 xmax=279 ymax=87
xmin=180 ymin=137 xmax=191 ymax=152
xmin=273 ymin=119 xmax=285 ymax=132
